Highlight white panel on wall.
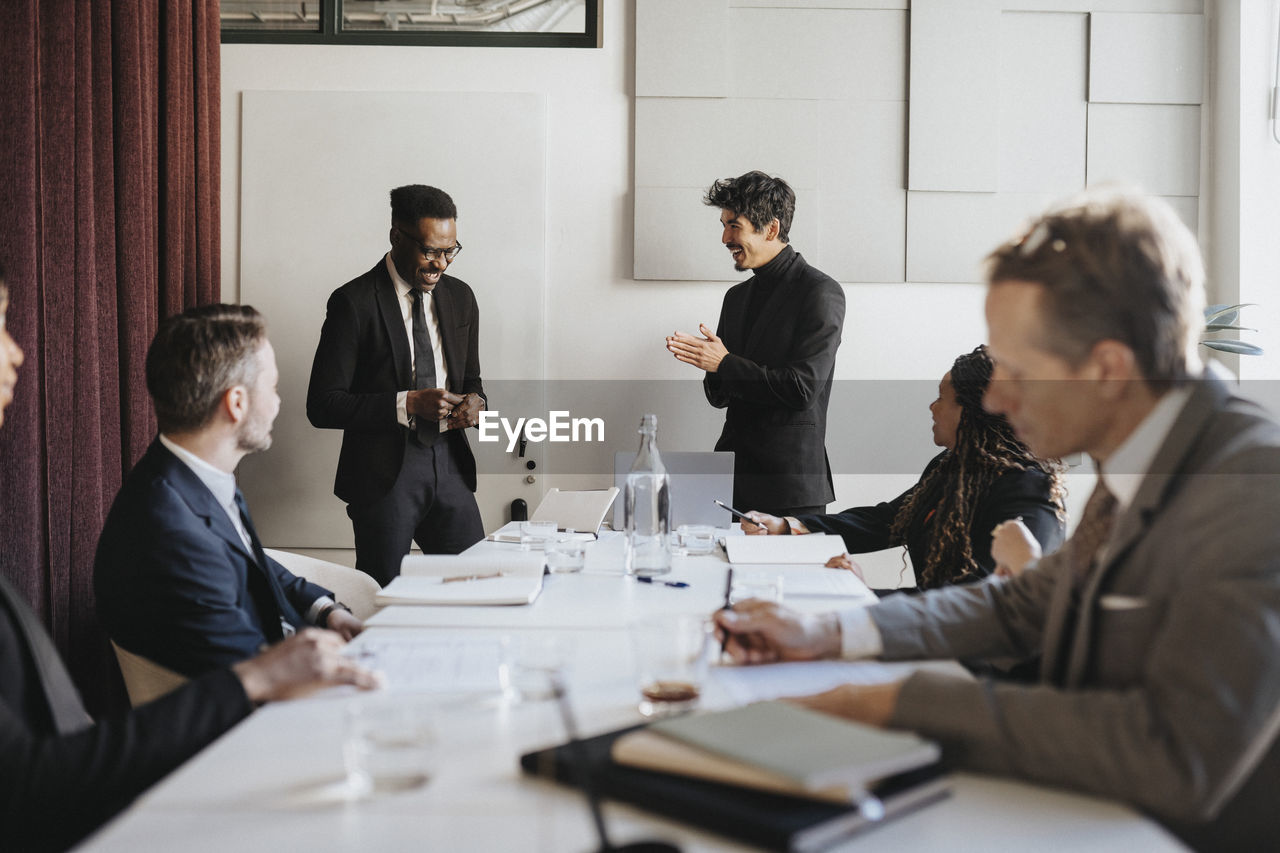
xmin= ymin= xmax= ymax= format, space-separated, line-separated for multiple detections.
xmin=634 ymin=98 xmax=824 ymax=189
xmin=237 ymin=90 xmax=546 ymax=547
xmin=1086 ymin=103 xmax=1201 ymax=196
xmin=1089 ymin=13 xmax=1204 ymax=104
xmin=635 ymin=0 xmax=728 ymax=98
xmin=998 ymin=12 xmax=1088 ymax=193
xmin=906 ymin=191 xmax=1056 ymax=283
xmin=1003 ymin=0 xmax=1201 ymax=10
xmin=635 ymin=186 xmax=818 ymax=281
xmin=727 ymin=8 xmax=907 ymax=101
xmin=1161 ymin=194 xmax=1199 ymax=234
xmin=908 ymin=0 xmax=1001 ymax=192
xmin=814 ymin=100 xmax=907 ymax=282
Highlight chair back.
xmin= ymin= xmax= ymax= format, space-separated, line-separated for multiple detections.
xmin=112 ymin=641 xmax=188 ymax=708
xmin=264 ymin=548 xmax=382 ymax=620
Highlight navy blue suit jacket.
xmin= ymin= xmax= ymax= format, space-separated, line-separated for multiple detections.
xmin=94 ymin=440 xmax=330 ymax=677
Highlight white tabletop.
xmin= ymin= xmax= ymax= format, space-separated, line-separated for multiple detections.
xmin=77 ymin=541 xmax=1187 ymax=852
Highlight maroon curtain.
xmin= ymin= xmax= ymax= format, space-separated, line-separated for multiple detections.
xmin=0 ymin=1 xmax=220 ymax=714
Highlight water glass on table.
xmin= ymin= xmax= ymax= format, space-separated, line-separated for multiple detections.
xmin=629 ymin=614 xmax=711 ymax=717
xmin=344 ymin=694 xmax=438 ymax=798
xmin=520 ymin=519 xmax=558 ymax=551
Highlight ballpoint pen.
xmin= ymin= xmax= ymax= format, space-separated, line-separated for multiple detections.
xmin=634 ymin=577 xmax=689 ymax=588
xmin=719 ymin=567 xmax=734 ymax=655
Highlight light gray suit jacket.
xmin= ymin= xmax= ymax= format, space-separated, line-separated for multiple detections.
xmin=868 ymin=370 xmax=1280 ymax=851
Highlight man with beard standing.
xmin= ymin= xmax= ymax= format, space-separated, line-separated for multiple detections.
xmin=667 ymin=171 xmax=845 ymax=518
xmin=95 ymin=305 xmax=364 ymax=677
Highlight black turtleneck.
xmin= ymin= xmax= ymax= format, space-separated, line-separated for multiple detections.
xmin=745 ymin=244 xmax=797 ymax=323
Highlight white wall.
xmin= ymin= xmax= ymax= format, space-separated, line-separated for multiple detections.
xmin=222 ymin=1 xmax=1277 ymax=559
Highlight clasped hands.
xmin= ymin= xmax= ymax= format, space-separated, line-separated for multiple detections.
xmin=712 ymin=599 xmax=902 ymax=727
xmin=666 ymin=324 xmax=729 ymax=372
xmin=407 ymin=388 xmax=485 ymax=429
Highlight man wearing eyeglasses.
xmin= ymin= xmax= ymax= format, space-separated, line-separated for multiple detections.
xmin=308 ymin=184 xmax=486 ymax=585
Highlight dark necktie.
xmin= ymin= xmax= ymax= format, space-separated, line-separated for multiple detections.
xmin=234 ymin=490 xmax=291 ymax=641
xmin=1047 ymin=478 xmax=1119 ymax=684
xmin=411 ymin=289 xmax=441 ymax=446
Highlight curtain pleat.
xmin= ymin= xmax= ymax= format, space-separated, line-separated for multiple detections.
xmin=0 ymin=0 xmax=220 ymax=715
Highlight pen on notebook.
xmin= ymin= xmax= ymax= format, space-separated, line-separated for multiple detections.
xmin=634 ymin=577 xmax=689 ymax=588
xmin=441 ymin=572 xmax=502 ymax=584
xmin=719 ymin=567 xmax=735 ymax=655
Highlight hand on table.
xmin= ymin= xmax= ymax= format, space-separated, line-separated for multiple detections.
xmin=325 ymin=608 xmax=364 ymax=641
xmin=712 ymin=600 xmax=842 ymax=664
xmin=666 ymin=324 xmax=729 ymax=372
xmin=824 ymin=553 xmax=866 ymax=582
xmin=232 ymin=628 xmax=380 ymax=703
xmin=991 ymin=518 xmax=1041 ymax=578
xmin=787 ymin=680 xmax=905 ymax=728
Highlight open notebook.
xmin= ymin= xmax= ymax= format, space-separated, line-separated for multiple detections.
xmin=376 ymin=552 xmax=545 ymax=606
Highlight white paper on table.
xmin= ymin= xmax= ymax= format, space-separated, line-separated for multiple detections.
xmin=723 ymin=534 xmax=846 ymax=565
xmin=771 ymin=566 xmax=875 ymax=600
xmin=399 ymin=551 xmax=545 ymax=577
xmin=710 ymin=659 xmax=966 ymax=705
xmin=346 ymin=636 xmax=505 ymax=694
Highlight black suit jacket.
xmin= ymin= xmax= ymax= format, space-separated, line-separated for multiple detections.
xmin=94 ymin=440 xmax=330 ymax=677
xmin=0 ymin=573 xmax=251 ymax=852
xmin=307 ymin=258 xmax=484 ymax=505
xmin=794 ymin=452 xmax=1064 ymax=586
xmin=704 ymin=247 xmax=845 ymax=510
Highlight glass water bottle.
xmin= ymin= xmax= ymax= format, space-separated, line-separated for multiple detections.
xmin=624 ymin=414 xmax=672 ymax=577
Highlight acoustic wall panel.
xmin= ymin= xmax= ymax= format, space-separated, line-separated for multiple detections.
xmin=815 ymin=100 xmax=907 ymax=282
xmin=635 ymin=186 xmax=818 ymax=281
xmin=1002 ymin=0 xmax=1201 ymax=10
xmin=998 ymin=12 xmax=1088 ymax=193
xmin=635 ymin=0 xmax=728 ymax=98
xmin=1089 ymin=13 xmax=1204 ymax=104
xmin=727 ymin=8 xmax=907 ymax=101
xmin=1086 ymin=103 xmax=1201 ymax=196
xmin=634 ymin=98 xmax=824 ymax=189
xmin=908 ymin=0 xmax=1001 ymax=193
xmin=906 ymin=191 xmax=1056 ymax=283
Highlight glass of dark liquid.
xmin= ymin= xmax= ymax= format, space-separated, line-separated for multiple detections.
xmin=630 ymin=614 xmax=711 ymax=717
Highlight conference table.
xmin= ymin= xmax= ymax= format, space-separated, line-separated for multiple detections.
xmin=78 ymin=534 xmax=1186 ymax=852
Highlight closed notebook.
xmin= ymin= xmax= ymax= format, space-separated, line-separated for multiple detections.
xmin=377 ymin=552 xmax=545 ymax=606
xmin=643 ymin=701 xmax=940 ymax=792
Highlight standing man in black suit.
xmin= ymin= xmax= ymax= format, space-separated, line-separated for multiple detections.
xmin=0 ymin=273 xmax=378 ymax=852
xmin=95 ymin=305 xmax=365 ymax=677
xmin=308 ymin=185 xmax=486 ymax=586
xmin=667 ymin=171 xmax=846 ymax=517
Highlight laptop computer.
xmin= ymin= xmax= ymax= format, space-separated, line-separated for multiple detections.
xmin=612 ymin=451 xmax=735 ymax=529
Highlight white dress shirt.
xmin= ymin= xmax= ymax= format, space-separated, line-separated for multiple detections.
xmin=387 ymin=253 xmax=449 ymax=433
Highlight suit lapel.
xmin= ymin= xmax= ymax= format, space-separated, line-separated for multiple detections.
xmin=372 ymin=262 xmax=413 ymax=390
xmin=1061 ymin=371 xmax=1227 ymax=686
xmin=156 ymin=446 xmax=259 ymax=567
xmin=0 ymin=573 xmax=92 ymax=734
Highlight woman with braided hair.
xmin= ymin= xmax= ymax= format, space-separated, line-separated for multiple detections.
xmin=743 ymin=346 xmax=1064 ymax=592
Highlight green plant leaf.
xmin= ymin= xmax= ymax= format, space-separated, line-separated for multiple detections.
xmin=1201 ymin=339 xmax=1265 ymax=355
xmin=1205 ymin=303 xmax=1257 ymax=325
xmin=1204 ymin=324 xmax=1257 ymax=332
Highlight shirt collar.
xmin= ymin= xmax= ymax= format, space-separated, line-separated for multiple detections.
xmin=753 ymin=243 xmax=796 ymax=282
xmin=385 ymin=253 xmax=412 ymax=300
xmin=1096 ymin=386 xmax=1192 ymax=510
xmin=159 ymin=433 xmax=239 ymax=510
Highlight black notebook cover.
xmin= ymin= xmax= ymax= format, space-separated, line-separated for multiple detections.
xmin=519 ymin=724 xmax=950 ymax=853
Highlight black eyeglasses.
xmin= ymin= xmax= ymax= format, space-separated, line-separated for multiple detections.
xmin=396 ymin=227 xmax=462 ymax=262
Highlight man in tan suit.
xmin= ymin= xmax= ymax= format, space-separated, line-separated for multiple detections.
xmin=715 ymin=189 xmax=1280 ymax=851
